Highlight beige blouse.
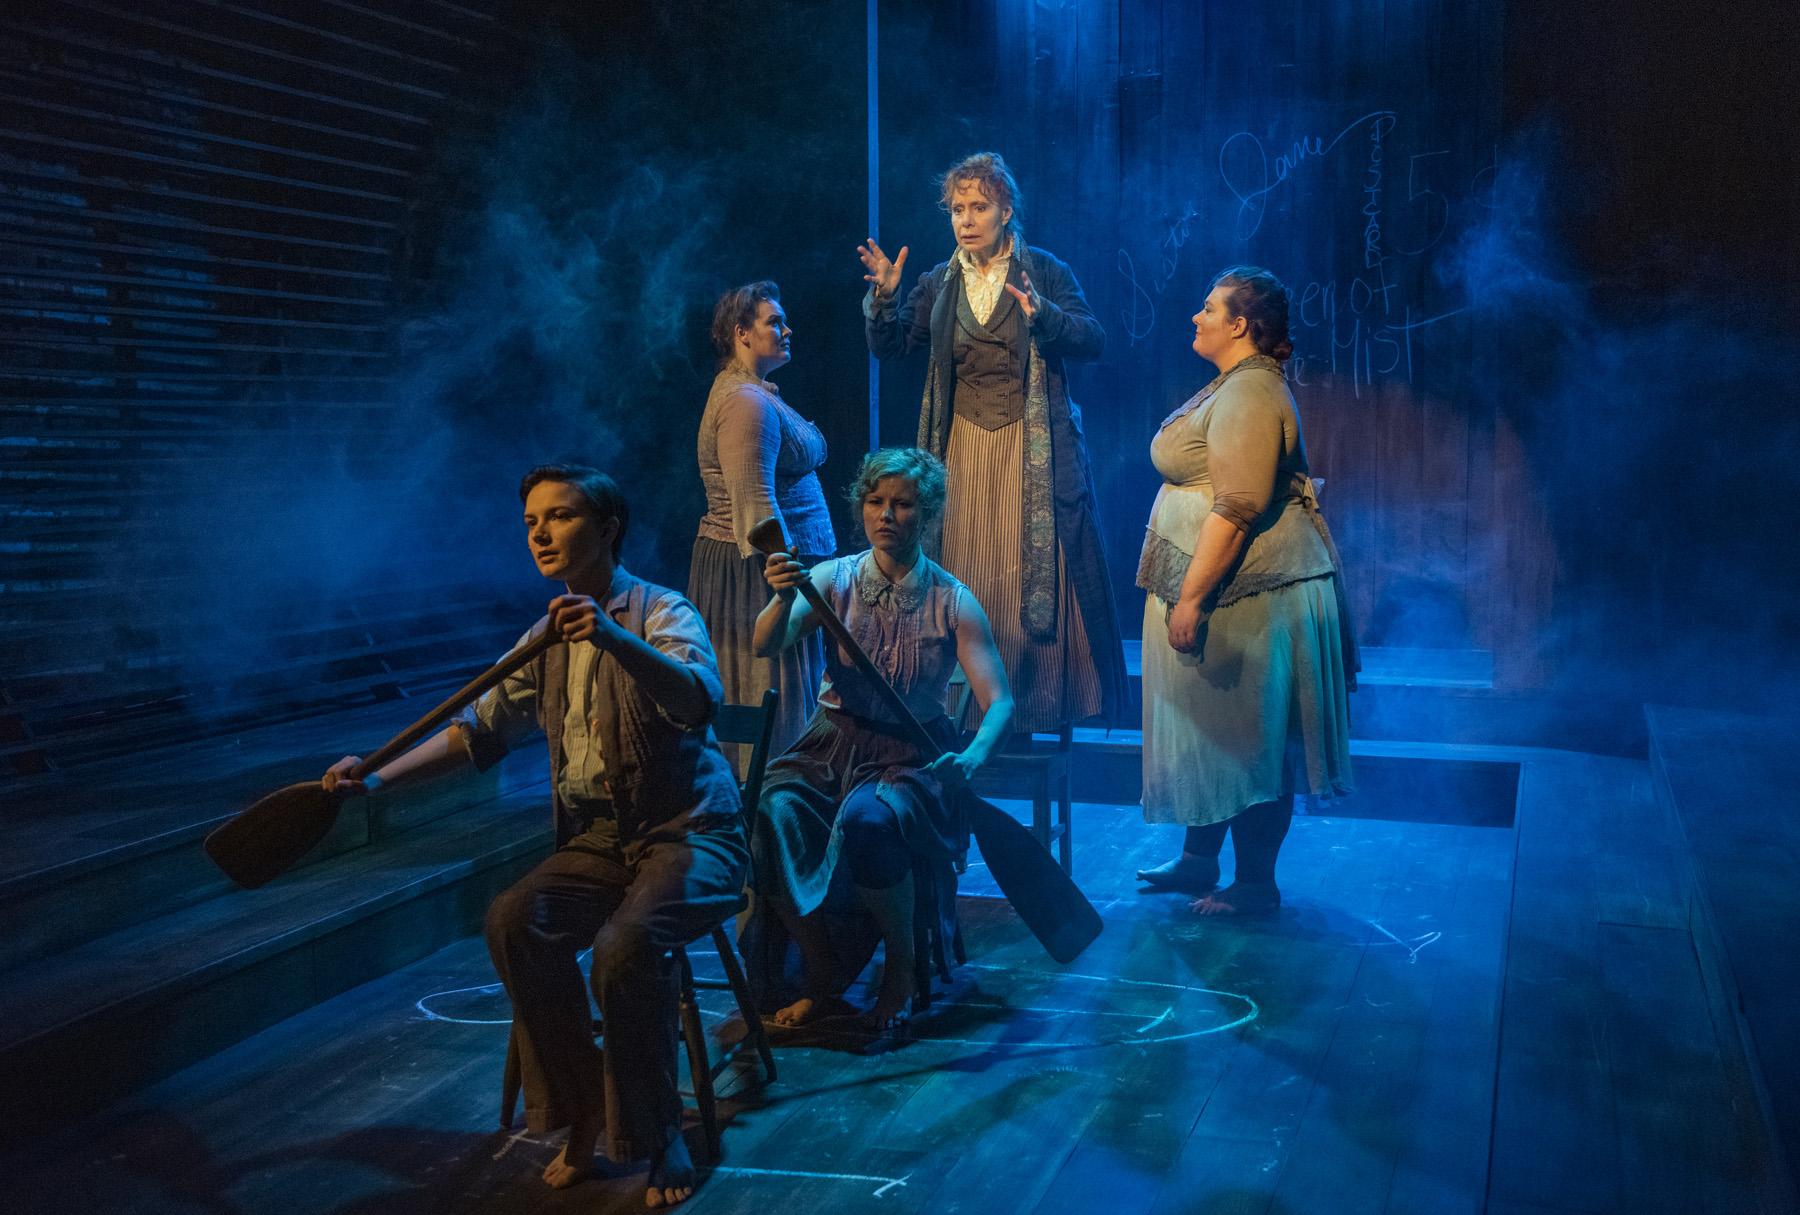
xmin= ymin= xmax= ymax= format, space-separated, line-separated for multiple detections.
xmin=1137 ymin=358 xmax=1335 ymax=608
xmin=955 ymin=237 xmax=1014 ymax=325
xmin=695 ymin=365 xmax=836 ymax=559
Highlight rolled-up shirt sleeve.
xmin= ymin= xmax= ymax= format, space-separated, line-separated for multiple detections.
xmin=644 ymin=591 xmax=725 ymax=730
xmin=714 ymin=389 xmax=782 ymax=557
xmin=1207 ymin=384 xmax=1285 ymax=532
xmin=454 ymin=626 xmax=544 ymax=772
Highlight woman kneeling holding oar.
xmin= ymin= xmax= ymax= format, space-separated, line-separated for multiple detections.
xmin=746 ymin=447 xmax=1014 ymax=1029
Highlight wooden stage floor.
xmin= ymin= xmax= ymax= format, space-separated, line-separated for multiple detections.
xmin=1 ymin=744 xmax=1767 ymax=1215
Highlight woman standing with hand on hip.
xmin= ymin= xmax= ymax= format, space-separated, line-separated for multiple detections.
xmin=859 ymin=152 xmax=1127 ymax=733
xmin=1135 ymin=267 xmax=1356 ymax=915
xmin=690 ymin=281 xmax=837 ymax=763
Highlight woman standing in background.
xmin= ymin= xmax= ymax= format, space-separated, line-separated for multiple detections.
xmin=690 ymin=281 xmax=837 ymax=761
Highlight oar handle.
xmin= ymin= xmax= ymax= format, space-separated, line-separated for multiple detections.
xmin=349 ymin=626 xmax=558 ymax=779
xmin=748 ymin=516 xmax=945 ymax=760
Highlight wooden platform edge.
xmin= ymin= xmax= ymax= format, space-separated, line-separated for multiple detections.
xmin=1646 ymin=706 xmax=1800 ymax=1215
xmin=0 ymin=836 xmax=547 ymax=1150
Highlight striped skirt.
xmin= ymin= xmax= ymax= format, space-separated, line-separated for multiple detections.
xmin=687 ymin=536 xmax=825 ymax=773
xmin=940 ymin=413 xmax=1102 ymax=732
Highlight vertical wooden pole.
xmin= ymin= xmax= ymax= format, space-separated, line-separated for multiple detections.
xmin=866 ymin=0 xmax=881 ymax=452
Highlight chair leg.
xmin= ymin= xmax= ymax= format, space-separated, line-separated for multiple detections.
xmin=711 ymin=924 xmax=776 ymax=1082
xmin=1031 ymin=779 xmax=1051 ymax=853
xmin=675 ymin=948 xmax=719 ymax=1161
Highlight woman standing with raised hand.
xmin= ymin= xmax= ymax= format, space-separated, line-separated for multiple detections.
xmin=690 ymin=281 xmax=837 ymax=763
xmin=1135 ymin=267 xmax=1356 ymax=915
xmin=859 ymin=152 xmax=1127 ymax=733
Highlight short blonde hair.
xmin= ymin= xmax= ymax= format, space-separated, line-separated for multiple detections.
xmin=845 ymin=447 xmax=948 ymax=526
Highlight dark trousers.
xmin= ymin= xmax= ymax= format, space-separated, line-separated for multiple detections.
xmin=484 ymin=823 xmax=747 ymax=1161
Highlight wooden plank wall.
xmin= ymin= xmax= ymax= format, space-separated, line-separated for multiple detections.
xmin=880 ymin=0 xmax=1549 ymax=684
xmin=0 ymin=0 xmax=522 ymax=779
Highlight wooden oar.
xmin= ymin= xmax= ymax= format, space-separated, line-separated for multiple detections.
xmin=203 ymin=626 xmax=558 ymax=890
xmin=749 ymin=516 xmax=1102 ymax=963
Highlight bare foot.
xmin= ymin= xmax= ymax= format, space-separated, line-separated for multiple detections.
xmin=772 ymin=994 xmax=853 ymax=1027
xmin=1189 ymin=882 xmax=1281 ymax=917
xmin=1137 ymin=853 xmax=1221 ymax=894
xmin=862 ymin=961 xmax=915 ymax=1030
xmin=542 ymin=1111 xmax=598 ymax=1189
xmin=645 ymin=1134 xmax=696 ymax=1208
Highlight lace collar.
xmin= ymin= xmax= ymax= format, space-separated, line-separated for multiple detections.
xmin=1159 ymin=354 xmax=1284 ymax=430
xmin=954 ymin=235 xmax=1014 ymax=279
xmin=855 ymin=550 xmax=926 ymax=611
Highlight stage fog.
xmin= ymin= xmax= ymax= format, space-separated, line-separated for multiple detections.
xmin=2 ymin=1 xmax=1796 ymax=1213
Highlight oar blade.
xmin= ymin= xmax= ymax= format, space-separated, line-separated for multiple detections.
xmin=967 ymin=796 xmax=1102 ymax=963
xmin=203 ymin=781 xmax=344 ymax=890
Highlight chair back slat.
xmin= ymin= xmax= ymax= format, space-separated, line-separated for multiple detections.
xmin=713 ymin=687 xmax=779 ymax=812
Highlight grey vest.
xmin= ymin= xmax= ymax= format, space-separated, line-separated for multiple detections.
xmin=464 ymin=570 xmax=742 ymax=854
xmin=952 ymin=284 xmax=1026 ymax=431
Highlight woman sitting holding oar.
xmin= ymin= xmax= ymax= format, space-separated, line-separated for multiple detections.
xmin=746 ymin=447 xmax=1015 ymax=1029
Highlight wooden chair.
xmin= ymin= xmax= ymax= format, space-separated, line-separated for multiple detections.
xmin=499 ymin=689 xmax=780 ymax=1160
xmin=947 ymin=670 xmax=1075 ymax=874
xmin=680 ymin=688 xmax=780 ymax=1155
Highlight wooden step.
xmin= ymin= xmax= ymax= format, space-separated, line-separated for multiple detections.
xmin=1123 ymin=639 xmax=1495 ymax=689
xmin=1119 ymin=640 xmax=1641 ymax=755
xmin=1053 ymin=729 xmax=1520 ymax=827
xmin=1646 ymin=704 xmax=1800 ymax=1211
xmin=0 ymin=695 xmax=536 ymax=971
xmin=0 ymin=787 xmax=553 ymax=1139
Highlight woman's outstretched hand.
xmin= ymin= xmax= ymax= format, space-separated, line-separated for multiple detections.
xmin=1003 ymin=271 xmax=1041 ymax=320
xmin=858 ymin=239 xmax=909 ymax=298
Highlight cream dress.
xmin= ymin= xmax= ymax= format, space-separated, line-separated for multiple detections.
xmin=1137 ymin=359 xmax=1354 ymax=825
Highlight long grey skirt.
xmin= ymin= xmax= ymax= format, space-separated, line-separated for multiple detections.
xmin=687 ymin=536 xmax=824 ymax=769
xmin=1141 ymin=575 xmax=1354 ymax=826
xmin=940 ymin=413 xmax=1102 ymax=731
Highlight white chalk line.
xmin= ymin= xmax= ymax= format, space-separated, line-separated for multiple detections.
xmin=490 ymin=1128 xmax=535 ymax=1160
xmin=418 ymin=958 xmax=1259 ymax=1045
xmin=417 ymin=946 xmax=730 ymax=1025
xmin=418 ymin=980 xmax=508 ymax=1024
xmin=768 ymin=964 xmax=1257 ymax=1047
xmin=710 ymin=1165 xmax=910 ymax=1197
xmin=486 ymin=1133 xmax=909 ymax=1196
xmin=1364 ymin=919 xmax=1443 ymax=963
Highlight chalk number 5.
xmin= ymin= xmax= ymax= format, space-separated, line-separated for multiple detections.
xmin=1395 ymin=150 xmax=1449 ymax=256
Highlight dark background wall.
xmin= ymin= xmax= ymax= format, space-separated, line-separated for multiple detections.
xmin=4 ymin=0 xmax=1795 ymax=779
xmin=873 ymin=0 xmax=1800 ymax=703
xmin=0 ymin=0 xmax=873 ymax=775
xmin=874 ymin=0 xmax=1525 ymax=674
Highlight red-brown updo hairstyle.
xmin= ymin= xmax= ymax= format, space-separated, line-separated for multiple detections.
xmin=1209 ymin=266 xmax=1294 ymax=361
